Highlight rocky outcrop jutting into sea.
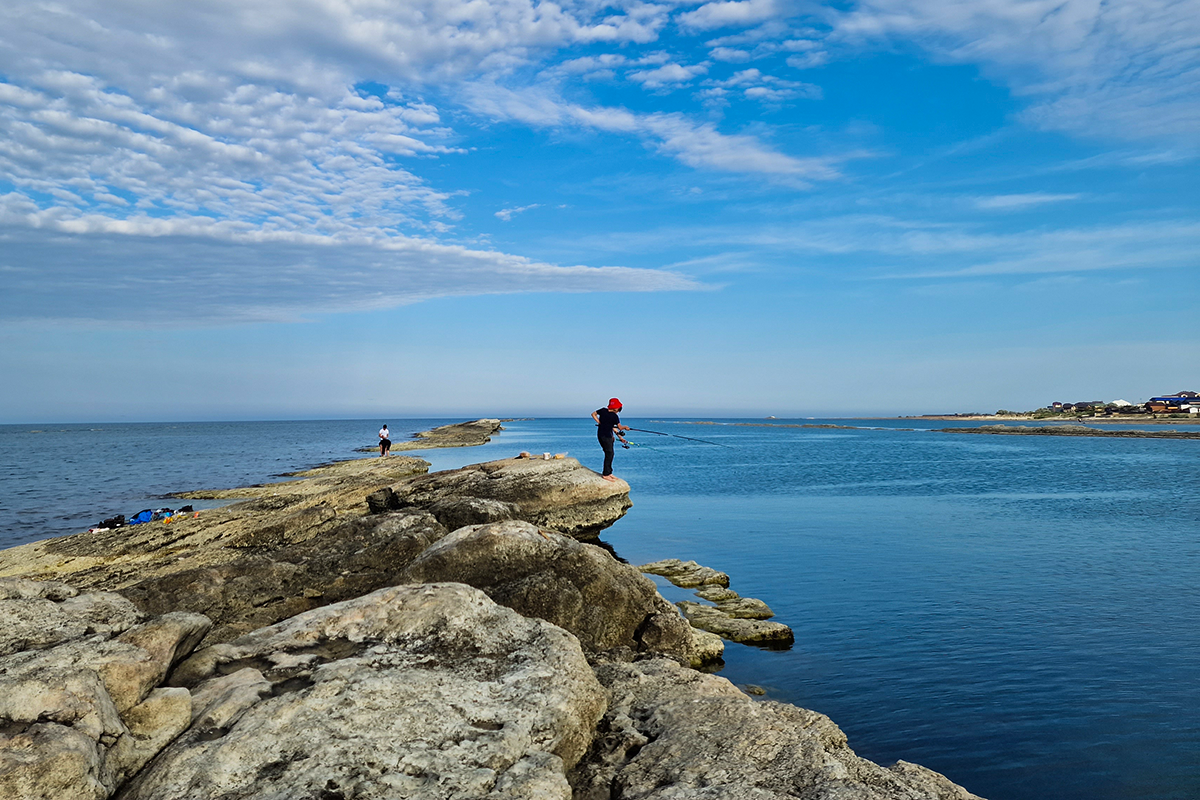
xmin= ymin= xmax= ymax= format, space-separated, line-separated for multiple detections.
xmin=368 ymin=456 xmax=634 ymax=540
xmin=0 ymin=427 xmax=984 ymax=800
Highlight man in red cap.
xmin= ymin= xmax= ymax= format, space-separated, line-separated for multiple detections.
xmin=591 ymin=398 xmax=630 ymax=481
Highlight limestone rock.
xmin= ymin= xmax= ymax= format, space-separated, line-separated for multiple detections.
xmin=692 ymin=585 xmax=775 ymax=619
xmin=693 ymin=585 xmax=739 ymax=602
xmin=0 ymin=583 xmax=210 ymax=800
xmin=120 ymin=509 xmax=448 ymax=646
xmin=131 ymin=583 xmax=607 ymax=800
xmin=0 ymin=455 xmax=430 ymax=603
xmin=689 ymin=629 xmax=725 ymax=667
xmin=713 ymin=596 xmax=775 ymax=620
xmin=388 ymin=457 xmax=632 ymax=539
xmin=427 ymin=496 xmax=520 ymax=530
xmin=0 ymin=579 xmax=143 ymax=657
xmin=572 ymin=658 xmax=983 ymax=800
xmin=402 ymin=418 xmax=504 ymax=448
xmin=400 ymin=520 xmax=694 ymax=663
xmin=639 ymin=559 xmax=730 ymax=588
xmin=677 ymin=601 xmax=794 ymax=646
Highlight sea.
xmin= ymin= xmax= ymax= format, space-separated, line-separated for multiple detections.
xmin=2 ymin=416 xmax=1198 ymax=800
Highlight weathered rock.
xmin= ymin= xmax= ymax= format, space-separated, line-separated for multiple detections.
xmin=121 ymin=509 xmax=449 ymax=646
xmin=426 ymin=496 xmax=520 ymax=530
xmin=677 ymin=601 xmax=794 ymax=646
xmin=639 ymin=559 xmax=730 ymax=588
xmin=571 ymin=658 xmax=983 ymax=800
xmin=693 ymin=585 xmax=739 ymax=602
xmin=0 ymin=584 xmax=210 ymax=800
xmin=714 ymin=596 xmax=775 ymax=620
xmin=403 ymin=418 xmax=505 ymax=448
xmin=400 ymin=520 xmax=694 ymax=663
xmin=356 ymin=419 xmax=505 ymax=452
xmin=0 ymin=456 xmax=431 ymax=617
xmin=129 ymin=583 xmax=607 ymax=800
xmin=0 ymin=579 xmax=144 ymax=657
xmin=691 ymin=585 xmax=775 ymax=619
xmin=388 ymin=457 xmax=632 ymax=539
xmin=690 ymin=629 xmax=725 ymax=667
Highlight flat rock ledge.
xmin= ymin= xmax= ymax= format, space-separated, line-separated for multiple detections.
xmin=368 ymin=456 xmax=633 ymax=540
xmin=639 ymin=559 xmax=730 ymax=588
xmin=678 ymin=600 xmax=795 ymax=647
xmin=357 ymin=418 xmax=505 ymax=452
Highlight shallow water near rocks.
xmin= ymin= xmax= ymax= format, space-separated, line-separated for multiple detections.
xmin=3 ymin=416 xmax=1198 ymax=800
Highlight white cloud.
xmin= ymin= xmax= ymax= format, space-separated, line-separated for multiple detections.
xmin=833 ymin=0 xmax=1200 ymax=143
xmin=678 ymin=0 xmax=780 ymax=31
xmin=0 ymin=216 xmax=705 ymax=324
xmin=462 ymin=83 xmax=843 ymax=182
xmin=495 ymin=203 xmax=541 ymax=221
xmin=702 ymin=68 xmax=822 ymax=102
xmin=974 ymin=193 xmax=1081 ymax=210
xmin=628 ymin=62 xmax=710 ymax=87
xmin=785 ymin=51 xmax=829 ymax=69
xmin=709 ymin=47 xmax=753 ymax=62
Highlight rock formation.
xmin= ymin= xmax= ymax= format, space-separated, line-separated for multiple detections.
xmin=0 ymin=455 xmax=632 ymax=647
xmin=356 ymin=418 xmax=506 ymax=452
xmin=641 ymin=558 xmax=793 ymax=646
xmin=126 ymin=583 xmax=606 ymax=800
xmin=0 ymin=443 xmax=983 ymax=800
xmin=572 ymin=657 xmax=983 ymax=800
xmin=0 ymin=579 xmax=209 ymax=800
xmin=370 ymin=456 xmax=633 ymax=539
xmin=399 ymin=520 xmax=693 ymax=662
xmin=677 ymin=601 xmax=795 ymax=646
xmin=639 ymin=558 xmax=730 ymax=588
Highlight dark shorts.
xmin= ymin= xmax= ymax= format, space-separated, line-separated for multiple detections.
xmin=380 ymin=438 xmax=391 ymax=447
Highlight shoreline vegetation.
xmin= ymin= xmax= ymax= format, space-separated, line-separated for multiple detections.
xmin=0 ymin=419 xmax=982 ymax=800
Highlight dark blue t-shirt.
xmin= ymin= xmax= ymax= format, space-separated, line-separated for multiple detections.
xmin=596 ymin=408 xmax=620 ymax=439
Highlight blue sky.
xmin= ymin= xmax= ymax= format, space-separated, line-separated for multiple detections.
xmin=2 ymin=0 xmax=1197 ymax=421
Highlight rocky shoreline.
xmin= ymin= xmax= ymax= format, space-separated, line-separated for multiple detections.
xmin=0 ymin=421 xmax=983 ymax=799
xmin=940 ymin=424 xmax=1200 ymax=440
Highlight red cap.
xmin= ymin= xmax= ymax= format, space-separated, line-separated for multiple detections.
xmin=607 ymin=398 xmax=623 ymax=410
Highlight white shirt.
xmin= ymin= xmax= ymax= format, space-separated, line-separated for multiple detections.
xmin=379 ymin=428 xmax=389 ymax=439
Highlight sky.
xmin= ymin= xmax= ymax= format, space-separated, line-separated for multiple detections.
xmin=2 ymin=0 xmax=1198 ymax=422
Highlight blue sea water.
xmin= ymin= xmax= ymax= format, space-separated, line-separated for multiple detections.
xmin=2 ymin=417 xmax=1199 ymax=800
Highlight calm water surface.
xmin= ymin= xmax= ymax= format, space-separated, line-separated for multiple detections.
xmin=2 ymin=417 xmax=1198 ymax=800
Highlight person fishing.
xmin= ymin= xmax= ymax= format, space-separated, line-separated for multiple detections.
xmin=591 ymin=398 xmax=630 ymax=481
xmin=378 ymin=424 xmax=391 ymax=457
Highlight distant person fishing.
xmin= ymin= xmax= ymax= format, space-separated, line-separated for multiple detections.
xmin=591 ymin=398 xmax=630 ymax=481
xmin=378 ymin=424 xmax=391 ymax=457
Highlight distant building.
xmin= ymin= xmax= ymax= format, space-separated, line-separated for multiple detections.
xmin=1147 ymin=394 xmax=1198 ymax=412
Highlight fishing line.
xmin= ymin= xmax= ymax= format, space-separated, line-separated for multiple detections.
xmin=624 ymin=427 xmax=733 ymax=448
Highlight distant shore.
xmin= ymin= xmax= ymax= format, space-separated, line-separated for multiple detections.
xmin=900 ymin=413 xmax=1200 ymax=424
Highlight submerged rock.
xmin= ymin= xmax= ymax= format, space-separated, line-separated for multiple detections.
xmin=400 ymin=520 xmax=693 ymax=662
xmin=639 ymin=558 xmax=730 ymax=588
xmin=386 ymin=457 xmax=633 ymax=539
xmin=127 ymin=583 xmax=607 ymax=800
xmin=572 ymin=658 xmax=983 ymax=800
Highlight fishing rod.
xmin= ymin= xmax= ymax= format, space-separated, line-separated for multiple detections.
xmin=622 ymin=439 xmax=671 ymax=454
xmin=624 ymin=427 xmax=733 ymax=448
